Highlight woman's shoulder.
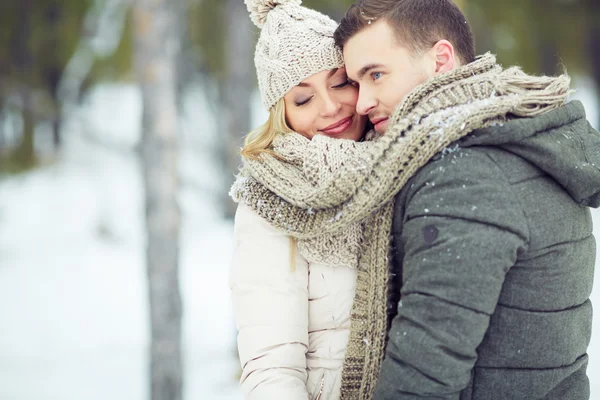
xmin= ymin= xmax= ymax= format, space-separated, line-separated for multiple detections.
xmin=234 ymin=203 xmax=281 ymax=235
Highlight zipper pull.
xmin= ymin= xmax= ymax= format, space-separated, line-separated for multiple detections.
xmin=314 ymin=375 xmax=325 ymax=400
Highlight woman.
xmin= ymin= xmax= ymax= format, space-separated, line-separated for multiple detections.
xmin=230 ymin=1 xmax=368 ymax=399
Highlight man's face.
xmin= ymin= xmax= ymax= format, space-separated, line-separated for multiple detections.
xmin=343 ymin=20 xmax=436 ymax=134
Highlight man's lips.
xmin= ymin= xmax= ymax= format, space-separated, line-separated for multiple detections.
xmin=320 ymin=116 xmax=353 ymax=135
xmin=371 ymin=117 xmax=389 ymax=130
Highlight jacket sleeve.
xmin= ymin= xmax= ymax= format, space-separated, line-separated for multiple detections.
xmin=230 ymin=203 xmax=310 ymax=400
xmin=373 ymin=150 xmax=530 ymax=399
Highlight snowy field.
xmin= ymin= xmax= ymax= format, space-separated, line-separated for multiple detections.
xmin=0 ymin=83 xmax=599 ymax=400
xmin=0 ymin=84 xmax=244 ymax=400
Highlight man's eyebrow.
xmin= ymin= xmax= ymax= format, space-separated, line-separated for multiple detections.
xmin=357 ymin=63 xmax=385 ymax=79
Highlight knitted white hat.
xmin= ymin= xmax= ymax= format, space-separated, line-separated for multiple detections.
xmin=246 ymin=0 xmax=345 ymax=110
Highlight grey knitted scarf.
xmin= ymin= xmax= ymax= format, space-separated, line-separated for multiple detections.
xmin=230 ymin=53 xmax=571 ymax=399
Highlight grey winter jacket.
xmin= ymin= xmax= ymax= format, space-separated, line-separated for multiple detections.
xmin=374 ymin=100 xmax=600 ymax=400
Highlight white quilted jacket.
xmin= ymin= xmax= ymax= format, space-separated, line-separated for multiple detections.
xmin=230 ymin=203 xmax=357 ymax=400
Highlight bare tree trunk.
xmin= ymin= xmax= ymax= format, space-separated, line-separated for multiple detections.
xmin=132 ymin=0 xmax=183 ymax=399
xmin=43 ymin=4 xmax=62 ymax=151
xmin=15 ymin=91 xmax=36 ymax=167
xmin=0 ymin=98 xmax=4 ymax=150
xmin=588 ymin=2 xmax=600 ymax=129
xmin=45 ymin=66 xmax=62 ymax=150
xmin=173 ymin=0 xmax=194 ymax=103
xmin=52 ymin=117 xmax=61 ymax=149
xmin=539 ymin=39 xmax=559 ymax=77
xmin=222 ymin=0 xmax=254 ymax=219
xmin=58 ymin=0 xmax=129 ymax=116
xmin=12 ymin=0 xmax=36 ymax=168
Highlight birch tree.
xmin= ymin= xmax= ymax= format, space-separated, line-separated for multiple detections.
xmin=132 ymin=0 xmax=183 ymax=399
xmin=222 ymin=0 xmax=254 ymax=219
xmin=11 ymin=0 xmax=35 ymax=168
xmin=586 ymin=0 xmax=600 ymax=128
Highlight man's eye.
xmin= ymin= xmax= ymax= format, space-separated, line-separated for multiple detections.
xmin=372 ymin=72 xmax=383 ymax=81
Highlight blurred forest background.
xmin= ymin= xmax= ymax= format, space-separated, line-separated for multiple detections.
xmin=0 ymin=1 xmax=599 ymax=400
xmin=2 ymin=0 xmax=600 ymax=184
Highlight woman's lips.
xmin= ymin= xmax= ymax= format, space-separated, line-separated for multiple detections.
xmin=320 ymin=116 xmax=353 ymax=136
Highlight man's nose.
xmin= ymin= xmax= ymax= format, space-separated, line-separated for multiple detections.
xmin=356 ymin=87 xmax=376 ymax=116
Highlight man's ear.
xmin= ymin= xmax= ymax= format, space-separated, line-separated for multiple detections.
xmin=432 ymin=40 xmax=457 ymax=75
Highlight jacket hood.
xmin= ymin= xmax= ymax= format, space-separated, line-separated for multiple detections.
xmin=461 ymin=100 xmax=600 ymax=208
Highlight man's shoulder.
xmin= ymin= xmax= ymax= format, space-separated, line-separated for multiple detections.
xmin=400 ymin=144 xmax=508 ymax=200
xmin=393 ymin=144 xmax=531 ymax=241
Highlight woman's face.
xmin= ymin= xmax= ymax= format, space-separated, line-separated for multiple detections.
xmin=283 ymin=67 xmax=367 ymax=141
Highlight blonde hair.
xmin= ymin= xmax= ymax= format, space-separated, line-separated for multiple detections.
xmin=240 ymin=98 xmax=293 ymax=161
xmin=241 ymin=99 xmax=297 ymax=271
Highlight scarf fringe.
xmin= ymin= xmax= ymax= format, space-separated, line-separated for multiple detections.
xmin=497 ymin=67 xmax=572 ymax=117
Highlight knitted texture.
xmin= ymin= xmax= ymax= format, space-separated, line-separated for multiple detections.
xmin=230 ymin=53 xmax=572 ymax=399
xmin=245 ymin=0 xmax=344 ymax=110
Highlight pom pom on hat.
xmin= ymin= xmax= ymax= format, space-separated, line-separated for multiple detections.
xmin=245 ymin=0 xmax=302 ymax=28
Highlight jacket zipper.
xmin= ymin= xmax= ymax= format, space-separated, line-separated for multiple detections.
xmin=314 ymin=375 xmax=325 ymax=400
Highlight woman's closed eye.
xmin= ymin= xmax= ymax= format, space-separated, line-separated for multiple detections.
xmin=332 ymin=80 xmax=351 ymax=89
xmin=295 ymin=96 xmax=313 ymax=107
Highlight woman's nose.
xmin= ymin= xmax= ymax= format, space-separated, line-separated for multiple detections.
xmin=319 ymin=93 xmax=341 ymax=117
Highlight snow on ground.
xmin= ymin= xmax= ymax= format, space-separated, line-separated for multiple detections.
xmin=0 ymin=152 xmax=241 ymax=399
xmin=0 ymin=83 xmax=599 ymax=400
xmin=0 ymin=84 xmax=242 ymax=400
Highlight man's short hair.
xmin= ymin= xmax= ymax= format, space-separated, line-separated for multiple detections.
xmin=334 ymin=0 xmax=476 ymax=65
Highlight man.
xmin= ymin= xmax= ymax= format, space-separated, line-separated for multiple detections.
xmin=335 ymin=1 xmax=600 ymax=399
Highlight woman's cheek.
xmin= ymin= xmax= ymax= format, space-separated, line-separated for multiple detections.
xmin=292 ymin=110 xmax=317 ymax=139
xmin=343 ymin=86 xmax=360 ymax=106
